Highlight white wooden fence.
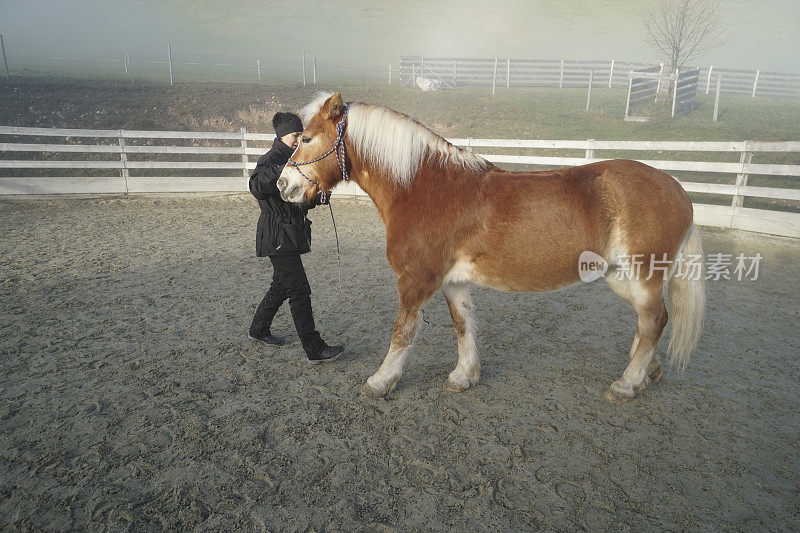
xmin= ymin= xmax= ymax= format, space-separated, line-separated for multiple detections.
xmin=400 ymin=56 xmax=800 ymax=98
xmin=0 ymin=126 xmax=268 ymax=194
xmin=1 ymin=126 xmax=799 ymax=238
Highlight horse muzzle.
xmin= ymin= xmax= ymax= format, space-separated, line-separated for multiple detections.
xmin=277 ymin=169 xmax=305 ymax=203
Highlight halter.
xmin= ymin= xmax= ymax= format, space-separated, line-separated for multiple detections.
xmin=287 ymin=104 xmax=350 ymax=204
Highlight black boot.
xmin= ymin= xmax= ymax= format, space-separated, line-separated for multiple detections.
xmin=307 ymin=345 xmax=344 ymax=364
xmin=248 ymin=331 xmax=285 ymax=346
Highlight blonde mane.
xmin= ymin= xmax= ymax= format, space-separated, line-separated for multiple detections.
xmin=300 ymin=92 xmax=489 ymax=185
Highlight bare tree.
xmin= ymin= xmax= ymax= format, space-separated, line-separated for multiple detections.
xmin=642 ymin=0 xmax=727 ymax=71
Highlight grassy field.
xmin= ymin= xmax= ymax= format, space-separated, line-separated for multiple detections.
xmin=2 ymin=76 xmax=799 ymax=140
xmin=1 ymin=76 xmax=798 ymax=211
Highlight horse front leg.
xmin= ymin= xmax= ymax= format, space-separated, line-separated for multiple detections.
xmin=361 ymin=275 xmax=437 ymax=397
xmin=441 ymin=282 xmax=480 ymax=392
xmin=361 ymin=308 xmax=422 ymax=397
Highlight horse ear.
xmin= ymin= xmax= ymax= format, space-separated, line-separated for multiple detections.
xmin=326 ymin=93 xmax=345 ymax=119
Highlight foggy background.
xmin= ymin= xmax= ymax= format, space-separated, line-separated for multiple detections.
xmin=1 ymin=0 xmax=799 ymax=81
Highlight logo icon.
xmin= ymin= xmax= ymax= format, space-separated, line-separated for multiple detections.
xmin=578 ymin=251 xmax=608 ymax=282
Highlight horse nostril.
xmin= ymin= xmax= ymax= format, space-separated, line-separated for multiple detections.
xmin=277 ymin=178 xmax=287 ymax=191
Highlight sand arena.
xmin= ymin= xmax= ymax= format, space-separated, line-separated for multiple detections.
xmin=1 ymin=195 xmax=798 ymax=530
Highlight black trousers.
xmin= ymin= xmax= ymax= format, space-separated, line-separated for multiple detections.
xmin=250 ymin=254 xmax=326 ymax=356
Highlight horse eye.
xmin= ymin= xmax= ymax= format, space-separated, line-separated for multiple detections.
xmin=302 ymin=136 xmax=312 ymax=143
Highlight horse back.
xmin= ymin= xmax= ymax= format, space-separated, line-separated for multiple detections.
xmin=456 ymin=159 xmax=693 ymax=291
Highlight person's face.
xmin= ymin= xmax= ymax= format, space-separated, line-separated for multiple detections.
xmin=281 ymin=131 xmax=302 ymax=149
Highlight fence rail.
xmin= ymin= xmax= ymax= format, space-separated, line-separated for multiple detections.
xmin=700 ymin=67 xmax=800 ymax=98
xmin=400 ymin=56 xmax=800 ymax=98
xmin=1 ymin=126 xmax=798 ymax=238
xmin=401 ymin=56 xmax=651 ymax=89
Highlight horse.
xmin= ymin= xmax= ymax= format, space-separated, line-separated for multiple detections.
xmin=276 ymin=92 xmax=705 ymax=402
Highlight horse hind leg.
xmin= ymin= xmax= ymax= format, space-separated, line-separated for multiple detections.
xmin=622 ymin=325 xmax=662 ymax=386
xmin=604 ymin=275 xmax=667 ymax=402
xmin=625 ymin=324 xmax=663 ymax=389
xmin=441 ymin=282 xmax=480 ymax=392
xmin=605 ymin=273 xmax=642 ymax=359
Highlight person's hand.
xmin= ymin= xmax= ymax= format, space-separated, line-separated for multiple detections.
xmin=309 ymin=191 xmax=329 ymax=206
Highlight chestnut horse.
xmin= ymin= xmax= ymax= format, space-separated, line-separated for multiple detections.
xmin=277 ymin=92 xmax=705 ymax=402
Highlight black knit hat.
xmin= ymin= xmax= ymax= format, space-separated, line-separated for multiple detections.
xmin=273 ymin=112 xmax=303 ymax=138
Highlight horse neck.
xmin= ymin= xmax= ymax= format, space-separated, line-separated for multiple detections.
xmin=342 ymin=139 xmax=489 ymax=222
xmin=353 ymin=163 xmax=491 ymax=233
xmin=347 ymin=157 xmax=402 ymax=222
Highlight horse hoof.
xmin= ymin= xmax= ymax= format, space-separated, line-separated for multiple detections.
xmin=361 ymin=377 xmax=389 ymax=398
xmin=605 ymin=381 xmax=635 ymax=403
xmin=604 ymin=389 xmax=632 ymax=403
xmin=443 ymin=377 xmax=471 ymax=393
xmin=361 ymin=382 xmax=386 ymax=398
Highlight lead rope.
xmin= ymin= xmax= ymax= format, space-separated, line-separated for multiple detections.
xmin=292 ymin=104 xmax=423 ymax=316
xmin=328 ymin=202 xmax=340 ymax=255
xmin=289 ymin=107 xmax=348 ymax=293
xmin=399 ymin=306 xmax=427 ymax=324
xmin=327 ymin=200 xmax=344 ymax=294
xmin=326 ymin=200 xmax=423 ymax=319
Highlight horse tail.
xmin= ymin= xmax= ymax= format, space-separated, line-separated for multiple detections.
xmin=666 ymin=224 xmax=706 ymax=371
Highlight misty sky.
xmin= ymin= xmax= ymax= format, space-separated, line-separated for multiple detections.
xmin=2 ymin=0 xmax=799 ymax=75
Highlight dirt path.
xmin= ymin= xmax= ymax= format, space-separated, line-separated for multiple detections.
xmin=1 ymin=195 xmax=798 ymax=530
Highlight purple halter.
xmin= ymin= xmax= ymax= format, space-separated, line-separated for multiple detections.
xmin=287 ymin=104 xmax=350 ymax=204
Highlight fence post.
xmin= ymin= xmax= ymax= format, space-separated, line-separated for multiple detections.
xmin=752 ymin=69 xmax=759 ymax=98
xmin=257 ymin=59 xmax=262 ymax=84
xmin=492 ymin=58 xmax=498 ymax=95
xmin=706 ymin=65 xmax=713 ymax=94
xmin=559 ymin=59 xmax=564 ymax=89
xmin=713 ymin=75 xmax=721 ymax=122
xmin=586 ymin=71 xmax=593 ymax=111
xmin=241 ymin=127 xmax=249 ymax=179
xmin=671 ymin=68 xmax=679 ymax=118
xmin=624 ymin=76 xmax=633 ymax=118
xmin=608 ymin=59 xmax=614 ymax=88
xmin=585 ymin=139 xmax=595 ymax=161
xmin=301 ymin=50 xmax=306 ymax=86
xmin=655 ymin=63 xmax=664 ymax=102
xmin=168 ymin=44 xmax=174 ymax=85
xmin=406 ymin=62 xmax=418 ymax=86
xmin=126 ymin=53 xmax=133 ymax=82
xmin=506 ymin=58 xmax=510 ymax=88
xmin=1 ymin=34 xmax=9 ymax=80
xmin=118 ymin=131 xmax=129 ymax=194
xmin=732 ymin=140 xmax=753 ymax=209
xmin=313 ymin=57 xmax=317 ymax=84
xmin=388 ymin=63 xmax=391 ymax=85
xmin=453 ymin=60 xmax=457 ymax=87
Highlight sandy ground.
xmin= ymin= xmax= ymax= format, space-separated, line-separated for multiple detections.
xmin=1 ymin=194 xmax=798 ymax=531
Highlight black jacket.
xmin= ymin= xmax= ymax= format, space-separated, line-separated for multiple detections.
xmin=249 ymin=139 xmax=315 ymax=256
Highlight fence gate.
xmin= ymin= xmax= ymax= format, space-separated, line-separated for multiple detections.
xmin=398 ymin=56 xmax=453 ymax=88
xmin=672 ymin=67 xmax=700 ymax=117
xmin=624 ymin=65 xmax=662 ymax=121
